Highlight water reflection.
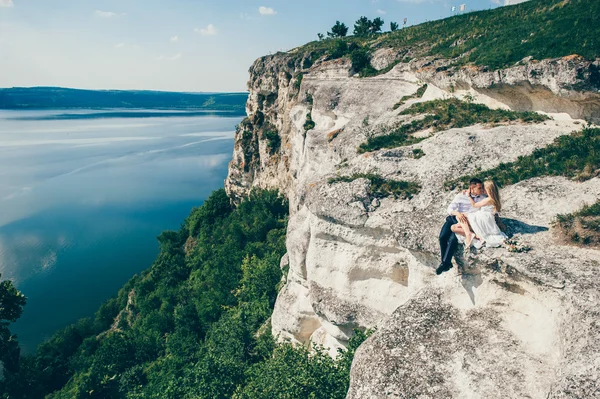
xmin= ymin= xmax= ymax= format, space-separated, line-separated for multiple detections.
xmin=0 ymin=109 xmax=238 ymax=353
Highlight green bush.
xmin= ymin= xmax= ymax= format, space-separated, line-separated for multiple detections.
xmin=263 ymin=126 xmax=280 ymax=155
xmin=234 ymin=330 xmax=372 ymax=399
xmin=555 ymin=200 xmax=600 ymax=246
xmin=328 ymin=173 xmax=421 ymax=199
xmin=293 ymin=73 xmax=303 ymax=90
xmin=304 ymin=112 xmax=316 ymax=132
xmin=350 ymin=48 xmax=372 ymax=74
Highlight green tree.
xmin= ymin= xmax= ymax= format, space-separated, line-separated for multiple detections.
xmin=353 ymin=16 xmax=371 ymax=36
xmin=370 ymin=17 xmax=384 ymax=34
xmin=390 ymin=21 xmax=399 ymax=32
xmin=328 ymin=21 xmax=348 ymax=38
xmin=0 ymin=274 xmax=26 ymax=372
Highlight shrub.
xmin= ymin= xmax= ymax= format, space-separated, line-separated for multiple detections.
xmin=350 ymin=48 xmax=371 ymax=73
xmin=331 ymin=40 xmax=349 ymax=59
xmin=263 ymin=126 xmax=280 ymax=155
xmin=328 ymin=173 xmax=421 ymax=199
xmin=412 ymin=148 xmax=425 ymax=159
xmin=303 ymin=112 xmax=316 ymax=132
xmin=555 ymin=200 xmax=600 ymax=246
xmin=293 ymin=73 xmax=303 ymax=91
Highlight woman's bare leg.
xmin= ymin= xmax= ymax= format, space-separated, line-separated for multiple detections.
xmin=451 ymin=224 xmax=466 ymax=236
xmin=459 ymin=220 xmax=474 ymax=247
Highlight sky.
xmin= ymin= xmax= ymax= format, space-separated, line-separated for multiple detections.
xmin=0 ymin=0 xmax=527 ymax=92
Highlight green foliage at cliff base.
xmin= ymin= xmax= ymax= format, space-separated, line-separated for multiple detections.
xmin=2 ymin=189 xmax=368 ymax=399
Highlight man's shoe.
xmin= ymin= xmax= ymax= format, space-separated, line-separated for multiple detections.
xmin=436 ymin=263 xmax=451 ymax=275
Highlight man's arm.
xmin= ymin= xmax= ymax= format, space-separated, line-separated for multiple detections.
xmin=447 ymin=195 xmax=468 ymax=223
xmin=447 ymin=195 xmax=460 ymax=215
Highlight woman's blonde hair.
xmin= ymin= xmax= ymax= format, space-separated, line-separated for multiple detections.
xmin=484 ymin=180 xmax=501 ymax=213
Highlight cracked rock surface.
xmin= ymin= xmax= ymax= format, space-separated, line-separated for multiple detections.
xmin=225 ymin=52 xmax=600 ymax=398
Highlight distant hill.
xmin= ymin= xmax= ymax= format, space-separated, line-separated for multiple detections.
xmin=0 ymin=87 xmax=248 ymax=112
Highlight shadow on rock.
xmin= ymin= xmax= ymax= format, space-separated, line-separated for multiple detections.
xmin=455 ymin=248 xmax=484 ymax=305
xmin=502 ymin=218 xmax=549 ymax=236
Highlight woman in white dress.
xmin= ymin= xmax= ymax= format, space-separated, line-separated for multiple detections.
xmin=451 ymin=180 xmax=507 ymax=249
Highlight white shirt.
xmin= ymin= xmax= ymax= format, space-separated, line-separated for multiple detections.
xmin=447 ymin=193 xmax=487 ymax=215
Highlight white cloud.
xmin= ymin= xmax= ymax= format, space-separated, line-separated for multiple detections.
xmin=194 ymin=24 xmax=217 ymax=36
xmin=114 ymin=42 xmax=125 ymax=48
xmin=157 ymin=53 xmax=182 ymax=61
xmin=0 ymin=0 xmax=14 ymax=8
xmin=376 ymin=9 xmax=386 ymax=14
xmin=171 ymin=35 xmax=179 ymax=42
xmin=94 ymin=10 xmax=126 ymax=18
xmin=504 ymin=0 xmax=529 ymax=5
xmin=240 ymin=12 xmax=253 ymax=20
xmin=258 ymin=6 xmax=277 ymax=15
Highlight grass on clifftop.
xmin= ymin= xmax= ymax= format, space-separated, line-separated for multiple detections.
xmin=358 ymin=98 xmax=549 ymax=153
xmin=445 ymin=127 xmax=600 ymax=190
xmin=555 ymin=200 xmax=600 ymax=247
xmin=328 ymin=173 xmax=421 ymax=199
xmin=292 ymin=0 xmax=599 ymax=72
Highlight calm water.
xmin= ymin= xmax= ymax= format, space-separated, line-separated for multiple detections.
xmin=0 ymin=109 xmax=239 ymax=354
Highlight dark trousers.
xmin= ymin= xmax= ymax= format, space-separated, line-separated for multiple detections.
xmin=439 ymin=215 xmax=458 ymax=266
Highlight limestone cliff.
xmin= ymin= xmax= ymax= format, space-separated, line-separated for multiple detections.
xmin=225 ymin=47 xmax=600 ymax=398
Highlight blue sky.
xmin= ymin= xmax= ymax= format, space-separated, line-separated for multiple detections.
xmin=0 ymin=0 xmax=524 ymax=92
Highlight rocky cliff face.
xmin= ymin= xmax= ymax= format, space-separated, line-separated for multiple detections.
xmin=225 ymin=51 xmax=600 ymax=398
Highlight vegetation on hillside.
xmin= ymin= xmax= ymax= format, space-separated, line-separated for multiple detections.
xmin=0 ymin=274 xmax=26 ymax=378
xmin=328 ymin=173 xmax=421 ymax=199
xmin=555 ymin=200 xmax=600 ymax=246
xmin=358 ymin=98 xmax=549 ymax=153
xmin=445 ymin=127 xmax=600 ymax=190
xmin=294 ymin=0 xmax=599 ymax=75
xmin=1 ymin=189 xmax=367 ymax=399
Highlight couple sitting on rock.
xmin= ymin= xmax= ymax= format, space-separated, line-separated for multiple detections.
xmin=437 ymin=178 xmax=507 ymax=275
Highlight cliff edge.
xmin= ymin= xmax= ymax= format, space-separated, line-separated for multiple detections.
xmin=225 ymin=1 xmax=600 ymax=397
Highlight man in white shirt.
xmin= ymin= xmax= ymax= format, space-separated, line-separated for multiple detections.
xmin=436 ymin=178 xmax=487 ymax=275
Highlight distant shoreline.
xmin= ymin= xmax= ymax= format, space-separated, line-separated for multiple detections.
xmin=0 ymin=87 xmax=249 ymax=112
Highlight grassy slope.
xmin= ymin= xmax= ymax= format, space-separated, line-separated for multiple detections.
xmin=445 ymin=127 xmax=600 ymax=189
xmin=358 ymin=98 xmax=549 ymax=153
xmin=292 ymin=0 xmax=599 ymax=70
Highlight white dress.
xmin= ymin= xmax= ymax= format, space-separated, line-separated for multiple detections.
xmin=467 ymin=205 xmax=507 ymax=248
